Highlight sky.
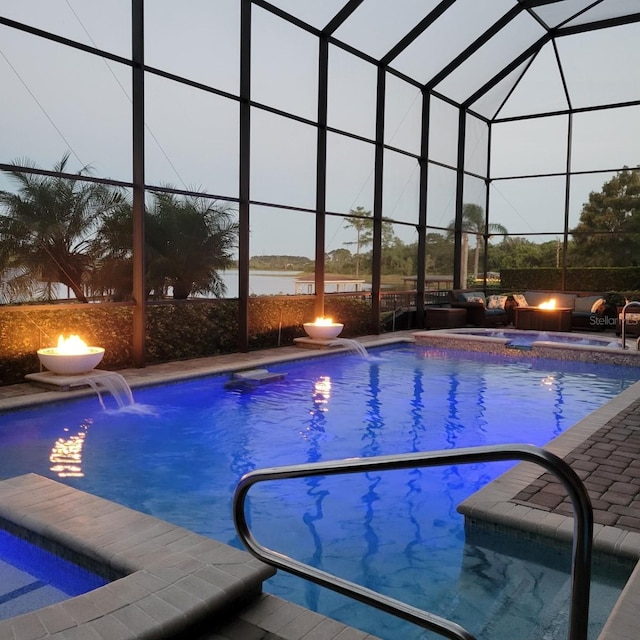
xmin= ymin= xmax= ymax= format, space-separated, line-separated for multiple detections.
xmin=1 ymin=1 xmax=640 ymax=259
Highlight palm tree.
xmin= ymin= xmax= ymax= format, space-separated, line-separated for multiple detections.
xmin=146 ymin=191 xmax=239 ymax=299
xmin=93 ymin=189 xmax=239 ymax=300
xmin=88 ymin=198 xmax=137 ymax=301
xmin=0 ymin=153 xmax=124 ymax=302
xmin=343 ymin=206 xmax=373 ymax=278
xmin=343 ymin=206 xmax=395 ymax=277
xmin=448 ymin=204 xmax=507 ymax=284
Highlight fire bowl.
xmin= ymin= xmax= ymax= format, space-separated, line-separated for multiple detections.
xmin=37 ymin=347 xmax=105 ymax=375
xmin=303 ymin=322 xmax=344 ymax=340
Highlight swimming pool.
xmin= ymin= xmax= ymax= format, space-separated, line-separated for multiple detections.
xmin=0 ymin=343 xmax=638 ymax=639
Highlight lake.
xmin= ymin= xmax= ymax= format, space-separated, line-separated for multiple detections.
xmin=46 ymin=270 xmax=372 ymax=301
xmin=221 ymin=269 xmax=301 ymax=297
xmin=220 ymin=270 xmax=372 ymax=298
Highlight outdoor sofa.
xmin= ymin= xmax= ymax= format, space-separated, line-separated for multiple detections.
xmin=449 ymin=289 xmax=509 ymax=326
xmin=448 ymin=289 xmax=607 ymax=330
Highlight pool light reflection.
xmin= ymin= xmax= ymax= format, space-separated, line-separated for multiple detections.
xmin=313 ymin=376 xmax=332 ymax=411
xmin=49 ymin=419 xmax=92 ymax=478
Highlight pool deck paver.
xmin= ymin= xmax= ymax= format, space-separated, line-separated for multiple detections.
xmin=1 ymin=330 xmax=640 ymax=639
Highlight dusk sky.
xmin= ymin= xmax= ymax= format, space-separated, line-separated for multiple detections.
xmin=2 ymin=1 xmax=639 ymax=259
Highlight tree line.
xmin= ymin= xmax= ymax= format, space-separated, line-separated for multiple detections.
xmin=1 ymin=155 xmax=638 ymax=303
xmin=324 ymin=167 xmax=640 ymax=281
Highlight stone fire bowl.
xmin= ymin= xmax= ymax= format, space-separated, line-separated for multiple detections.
xmin=37 ymin=347 xmax=105 ymax=375
xmin=303 ymin=322 xmax=344 ymax=340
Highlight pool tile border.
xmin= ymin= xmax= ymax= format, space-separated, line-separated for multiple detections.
xmin=413 ymin=328 xmax=640 ymax=366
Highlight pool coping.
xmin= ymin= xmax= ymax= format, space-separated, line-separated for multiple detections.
xmin=0 ymin=473 xmax=385 ymax=640
xmin=1 ymin=329 xmax=639 ymax=639
xmin=0 ymin=472 xmax=277 ymax=639
xmin=0 ymin=333 xmax=410 ymax=412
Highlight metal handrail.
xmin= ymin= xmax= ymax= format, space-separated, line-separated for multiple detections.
xmin=234 ymin=444 xmax=593 ymax=640
xmin=621 ymin=301 xmax=640 ymax=350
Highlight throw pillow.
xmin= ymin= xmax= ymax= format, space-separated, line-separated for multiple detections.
xmin=513 ymin=294 xmax=528 ymax=307
xmin=458 ymin=292 xmax=486 ymax=305
xmin=487 ymin=294 xmax=507 ymax=310
xmin=591 ymin=297 xmax=605 ymax=314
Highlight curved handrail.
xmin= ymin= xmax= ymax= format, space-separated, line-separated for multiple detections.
xmin=234 ymin=443 xmax=593 ymax=640
xmin=621 ymin=301 xmax=640 ymax=349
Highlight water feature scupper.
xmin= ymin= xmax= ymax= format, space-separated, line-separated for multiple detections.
xmin=298 ymin=318 xmax=371 ymax=359
xmin=28 ymin=335 xmax=138 ymax=410
xmin=82 ymin=372 xmax=135 ymax=410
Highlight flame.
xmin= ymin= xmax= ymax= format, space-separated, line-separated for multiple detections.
xmin=538 ymin=299 xmax=556 ymax=309
xmin=314 ymin=317 xmax=335 ymax=325
xmin=56 ymin=334 xmax=90 ymax=354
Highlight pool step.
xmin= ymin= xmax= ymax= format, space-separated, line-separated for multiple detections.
xmin=225 ymin=368 xmax=287 ymax=389
xmin=0 ymin=474 xmax=276 ymax=640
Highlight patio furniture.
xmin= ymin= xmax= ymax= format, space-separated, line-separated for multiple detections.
xmin=448 ymin=290 xmax=509 ymax=327
xmin=425 ymin=307 xmax=467 ymax=329
xmin=514 ymin=291 xmax=606 ymax=331
xmin=514 ymin=306 xmax=572 ymax=332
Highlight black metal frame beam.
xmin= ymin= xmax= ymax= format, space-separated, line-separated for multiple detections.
xmin=371 ymin=65 xmax=386 ymax=334
xmin=415 ymin=90 xmax=431 ymax=328
xmin=310 ymin=2 xmax=361 ymax=319
xmin=131 ymin=0 xmax=145 ymax=367
xmin=381 ymin=0 xmax=457 ymax=65
xmin=238 ymin=0 xmax=252 ymax=351
xmin=426 ymin=4 xmax=524 ymax=91
xmin=453 ymin=109 xmax=466 ymax=289
xmin=314 ymin=37 xmax=329 ymax=319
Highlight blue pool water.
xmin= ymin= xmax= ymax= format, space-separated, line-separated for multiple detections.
xmin=0 ymin=344 xmax=638 ymax=638
xmin=0 ymin=529 xmax=108 ymax=620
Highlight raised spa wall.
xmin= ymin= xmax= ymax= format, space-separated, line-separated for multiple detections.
xmin=413 ymin=328 xmax=640 ymax=367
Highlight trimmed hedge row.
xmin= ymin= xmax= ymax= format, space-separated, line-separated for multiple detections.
xmin=0 ymin=296 xmax=374 ymax=386
xmin=501 ymin=267 xmax=640 ymax=291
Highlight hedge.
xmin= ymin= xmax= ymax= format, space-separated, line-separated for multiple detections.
xmin=0 ymin=296 xmax=374 ymax=386
xmin=500 ymin=267 xmax=640 ymax=292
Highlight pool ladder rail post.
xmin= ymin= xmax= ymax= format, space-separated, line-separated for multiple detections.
xmin=620 ymin=300 xmax=640 ymax=350
xmin=233 ymin=444 xmax=593 ymax=640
